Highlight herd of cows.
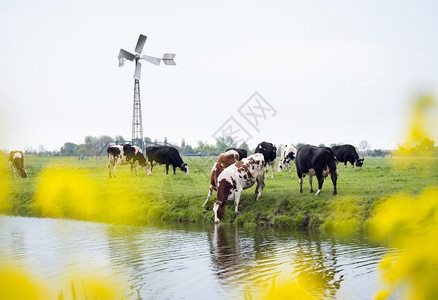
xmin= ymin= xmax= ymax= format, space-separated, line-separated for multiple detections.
xmin=7 ymin=142 xmax=364 ymax=223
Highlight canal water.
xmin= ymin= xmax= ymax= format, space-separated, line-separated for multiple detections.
xmin=0 ymin=215 xmax=389 ymax=299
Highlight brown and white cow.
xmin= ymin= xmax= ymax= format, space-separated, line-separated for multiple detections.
xmin=202 ymin=149 xmax=239 ymax=208
xmin=213 ymin=153 xmax=265 ymax=223
xmin=107 ymin=144 xmax=151 ymax=178
xmin=8 ymin=151 xmax=28 ymax=178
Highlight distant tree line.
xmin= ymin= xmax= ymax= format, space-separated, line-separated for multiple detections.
xmin=6 ymin=136 xmax=433 ymax=158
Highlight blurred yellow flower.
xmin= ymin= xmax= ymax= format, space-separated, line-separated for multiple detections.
xmin=33 ymin=167 xmax=99 ymax=220
xmin=0 ymin=265 xmax=48 ymax=300
xmin=369 ymin=189 xmax=438 ymax=299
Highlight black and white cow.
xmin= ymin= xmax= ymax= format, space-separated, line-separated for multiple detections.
xmin=331 ymin=144 xmax=364 ymax=168
xmin=213 ymin=153 xmax=265 ymax=223
xmin=295 ymin=145 xmax=338 ymax=196
xmin=8 ymin=151 xmax=28 ymax=178
xmin=107 ymin=144 xmax=151 ymax=178
xmin=255 ymin=141 xmax=277 ymax=179
xmin=202 ymin=149 xmax=240 ymax=208
xmin=277 ymin=144 xmax=297 ymax=172
xmin=146 ymin=145 xmax=188 ymax=175
xmin=225 ymin=148 xmax=247 ymax=160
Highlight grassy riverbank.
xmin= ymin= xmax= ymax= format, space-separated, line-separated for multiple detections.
xmin=2 ymin=155 xmax=438 ymax=231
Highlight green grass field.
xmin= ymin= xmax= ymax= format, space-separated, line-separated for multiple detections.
xmin=2 ymin=155 xmax=438 ymax=232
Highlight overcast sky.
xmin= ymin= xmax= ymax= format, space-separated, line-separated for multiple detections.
xmin=1 ymin=0 xmax=437 ymax=151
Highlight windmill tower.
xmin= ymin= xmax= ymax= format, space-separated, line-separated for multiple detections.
xmin=118 ymin=34 xmax=176 ymax=150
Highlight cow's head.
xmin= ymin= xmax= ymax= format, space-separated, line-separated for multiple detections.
xmin=142 ymin=162 xmax=152 ymax=175
xmin=213 ymin=200 xmax=226 ymax=223
xmin=277 ymin=151 xmax=296 ymax=172
xmin=18 ymin=168 xmax=28 ymax=178
xmin=179 ymin=163 xmax=189 ymax=174
xmin=356 ymin=158 xmax=364 ymax=167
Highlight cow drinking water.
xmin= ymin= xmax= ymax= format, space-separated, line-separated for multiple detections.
xmin=8 ymin=151 xmax=28 ymax=178
xmin=107 ymin=144 xmax=151 ymax=178
xmin=213 ymin=153 xmax=265 ymax=223
xmin=295 ymin=145 xmax=338 ymax=196
xmin=202 ymin=149 xmax=240 ymax=208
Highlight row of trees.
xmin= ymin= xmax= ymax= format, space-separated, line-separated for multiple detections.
xmin=14 ymin=135 xmax=400 ymax=158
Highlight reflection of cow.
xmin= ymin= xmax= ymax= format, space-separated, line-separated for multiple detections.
xmin=331 ymin=144 xmax=364 ymax=168
xmin=277 ymin=144 xmax=297 ymax=172
xmin=146 ymin=146 xmax=188 ymax=175
xmin=213 ymin=153 xmax=265 ymax=223
xmin=225 ymin=148 xmax=247 ymax=160
xmin=202 ymin=150 xmax=239 ymax=208
xmin=255 ymin=141 xmax=277 ymax=179
xmin=107 ymin=144 xmax=151 ymax=178
xmin=295 ymin=145 xmax=338 ymax=196
xmin=8 ymin=151 xmax=28 ymax=178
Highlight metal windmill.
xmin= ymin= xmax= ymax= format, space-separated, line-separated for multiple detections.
xmin=118 ymin=34 xmax=176 ymax=150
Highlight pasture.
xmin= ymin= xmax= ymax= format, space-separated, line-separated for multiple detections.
xmin=2 ymin=155 xmax=438 ymax=232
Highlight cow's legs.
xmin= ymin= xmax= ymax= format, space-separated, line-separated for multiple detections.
xmin=131 ymin=164 xmax=138 ymax=176
xmin=315 ymin=174 xmax=324 ymax=196
xmin=298 ymin=173 xmax=303 ymax=193
xmin=234 ymin=190 xmax=242 ymax=213
xmin=309 ymin=175 xmax=314 ymax=193
xmin=10 ymin=164 xmax=16 ymax=177
xmin=270 ymin=161 xmax=275 ymax=179
xmin=202 ymin=186 xmax=214 ymax=207
xmin=108 ymin=162 xmax=113 ymax=178
xmin=254 ymin=176 xmax=265 ymax=201
xmin=331 ymin=172 xmax=338 ymax=195
xmin=173 ymin=166 xmax=177 ymax=174
xmin=113 ymin=166 xmax=118 ymax=178
xmin=165 ymin=164 xmax=169 ymax=175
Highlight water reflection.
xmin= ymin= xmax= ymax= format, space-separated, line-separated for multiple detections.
xmin=207 ymin=224 xmax=388 ymax=299
xmin=0 ymin=216 xmax=388 ymax=299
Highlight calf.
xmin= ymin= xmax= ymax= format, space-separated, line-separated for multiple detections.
xmin=277 ymin=144 xmax=298 ymax=172
xmin=107 ymin=144 xmax=151 ymax=178
xmin=225 ymin=148 xmax=247 ymax=160
xmin=332 ymin=144 xmax=364 ymax=168
xmin=295 ymin=145 xmax=338 ymax=196
xmin=8 ymin=151 xmax=28 ymax=178
xmin=255 ymin=141 xmax=277 ymax=179
xmin=202 ymin=150 xmax=239 ymax=207
xmin=213 ymin=153 xmax=265 ymax=223
xmin=146 ymin=145 xmax=188 ymax=174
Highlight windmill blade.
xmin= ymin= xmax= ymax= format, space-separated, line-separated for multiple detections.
xmin=142 ymin=54 xmax=161 ymax=66
xmin=119 ymin=49 xmax=135 ymax=61
xmin=162 ymin=53 xmax=176 ymax=65
xmin=134 ymin=61 xmax=142 ymax=80
xmin=135 ymin=34 xmax=147 ymax=54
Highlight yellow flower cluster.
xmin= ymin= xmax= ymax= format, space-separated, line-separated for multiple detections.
xmin=369 ymin=189 xmax=438 ymax=300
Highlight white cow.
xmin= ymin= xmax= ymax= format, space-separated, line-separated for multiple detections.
xmin=277 ymin=144 xmax=298 ymax=172
xmin=107 ymin=144 xmax=151 ymax=178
